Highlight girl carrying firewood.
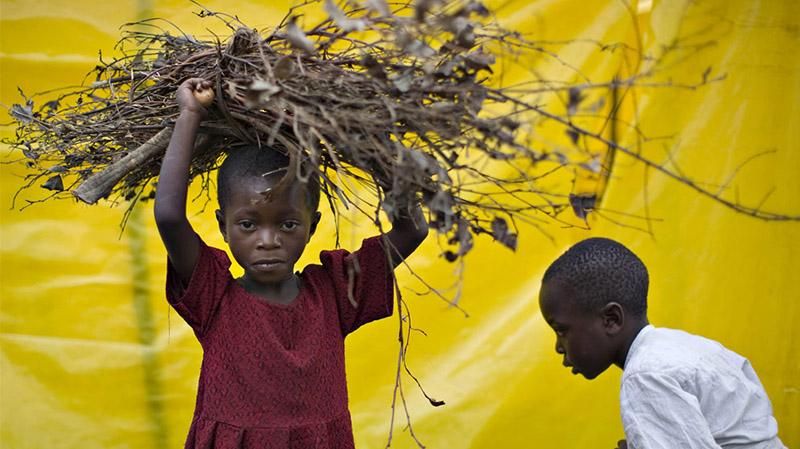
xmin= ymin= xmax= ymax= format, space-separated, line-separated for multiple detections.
xmin=154 ymin=77 xmax=428 ymax=448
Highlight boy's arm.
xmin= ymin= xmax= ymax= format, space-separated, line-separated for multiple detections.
xmin=385 ymin=197 xmax=428 ymax=268
xmin=621 ymin=372 xmax=722 ymax=449
xmin=153 ymin=78 xmax=212 ymax=284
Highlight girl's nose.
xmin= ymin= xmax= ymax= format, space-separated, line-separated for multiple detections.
xmin=555 ymin=339 xmax=565 ymax=355
xmin=256 ymin=228 xmax=280 ymax=249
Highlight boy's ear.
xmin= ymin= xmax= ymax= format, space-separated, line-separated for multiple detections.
xmin=600 ymin=302 xmax=624 ymax=335
xmin=215 ymin=209 xmax=228 ymax=243
xmin=308 ymin=211 xmax=322 ymax=241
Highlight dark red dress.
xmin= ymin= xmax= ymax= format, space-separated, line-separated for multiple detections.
xmin=166 ymin=236 xmax=394 ymax=449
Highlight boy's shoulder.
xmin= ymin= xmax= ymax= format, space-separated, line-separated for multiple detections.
xmin=624 ymin=326 xmax=745 ymax=380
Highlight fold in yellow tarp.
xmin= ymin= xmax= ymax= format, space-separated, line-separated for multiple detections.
xmin=1 ymin=1 xmax=798 ymax=448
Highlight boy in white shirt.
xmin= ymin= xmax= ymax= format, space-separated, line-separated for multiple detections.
xmin=538 ymin=237 xmax=786 ymax=449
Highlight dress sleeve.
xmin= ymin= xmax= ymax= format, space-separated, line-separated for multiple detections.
xmin=165 ymin=234 xmax=232 ymax=337
xmin=620 ymin=371 xmax=722 ymax=449
xmin=319 ymin=235 xmax=394 ymax=336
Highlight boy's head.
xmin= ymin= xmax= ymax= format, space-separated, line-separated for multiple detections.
xmin=538 ymin=237 xmax=649 ymax=379
xmin=215 ymin=145 xmax=322 ymax=287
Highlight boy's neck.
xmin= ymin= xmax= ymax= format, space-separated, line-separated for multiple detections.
xmin=614 ymin=318 xmax=650 ymax=370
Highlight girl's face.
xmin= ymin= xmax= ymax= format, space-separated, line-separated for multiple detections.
xmin=217 ymin=175 xmax=320 ymax=292
xmin=538 ymin=281 xmax=617 ymax=380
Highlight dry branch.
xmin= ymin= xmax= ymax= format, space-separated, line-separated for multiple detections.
xmin=6 ymin=0 xmax=799 ymax=254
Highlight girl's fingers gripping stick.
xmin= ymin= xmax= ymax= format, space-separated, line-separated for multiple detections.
xmin=193 ymin=86 xmax=215 ymax=107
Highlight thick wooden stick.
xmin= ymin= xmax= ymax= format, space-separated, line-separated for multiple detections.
xmin=73 ymin=87 xmax=217 ymax=204
xmin=73 ymin=129 xmax=212 ymax=204
xmin=73 ymin=128 xmax=175 ymax=204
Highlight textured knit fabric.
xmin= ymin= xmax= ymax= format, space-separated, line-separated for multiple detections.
xmin=621 ymin=325 xmax=786 ymax=449
xmin=166 ymin=235 xmax=394 ymax=449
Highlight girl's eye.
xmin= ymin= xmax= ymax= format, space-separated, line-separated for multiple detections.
xmin=281 ymin=221 xmax=299 ymax=231
xmin=238 ymin=221 xmax=255 ymax=231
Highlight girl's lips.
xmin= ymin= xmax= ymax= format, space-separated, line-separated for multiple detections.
xmin=252 ymin=260 xmax=284 ymax=271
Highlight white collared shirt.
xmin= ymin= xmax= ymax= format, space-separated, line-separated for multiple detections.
xmin=620 ymin=325 xmax=786 ymax=449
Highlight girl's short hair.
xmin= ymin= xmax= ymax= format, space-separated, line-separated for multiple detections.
xmin=216 ymin=144 xmax=320 ymax=213
xmin=543 ymin=237 xmax=649 ymax=317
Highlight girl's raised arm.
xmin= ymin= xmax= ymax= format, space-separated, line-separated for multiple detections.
xmin=153 ymin=78 xmax=213 ymax=284
xmin=385 ymin=199 xmax=429 ymax=268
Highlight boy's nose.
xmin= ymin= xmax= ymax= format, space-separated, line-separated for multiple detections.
xmin=555 ymin=340 xmax=565 ymax=355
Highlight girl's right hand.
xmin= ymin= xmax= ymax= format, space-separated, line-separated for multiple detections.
xmin=176 ymin=78 xmax=213 ymax=115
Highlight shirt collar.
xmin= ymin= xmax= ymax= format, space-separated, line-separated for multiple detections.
xmin=624 ymin=324 xmax=654 ymax=368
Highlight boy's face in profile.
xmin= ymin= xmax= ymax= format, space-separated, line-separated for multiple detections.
xmin=539 ymin=280 xmax=617 ymax=380
xmin=216 ymin=174 xmax=320 ymax=288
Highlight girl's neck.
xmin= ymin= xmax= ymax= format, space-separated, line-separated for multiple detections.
xmin=238 ymin=274 xmax=301 ymax=305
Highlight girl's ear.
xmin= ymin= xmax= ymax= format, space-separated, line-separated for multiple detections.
xmin=601 ymin=302 xmax=624 ymax=335
xmin=308 ymin=211 xmax=322 ymax=241
xmin=215 ymin=209 xmax=228 ymax=243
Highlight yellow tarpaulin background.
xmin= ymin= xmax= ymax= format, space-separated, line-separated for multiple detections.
xmin=1 ymin=0 xmax=798 ymax=448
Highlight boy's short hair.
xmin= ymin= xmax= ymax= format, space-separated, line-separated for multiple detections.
xmin=217 ymin=145 xmax=321 ymax=213
xmin=543 ymin=237 xmax=648 ymax=317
